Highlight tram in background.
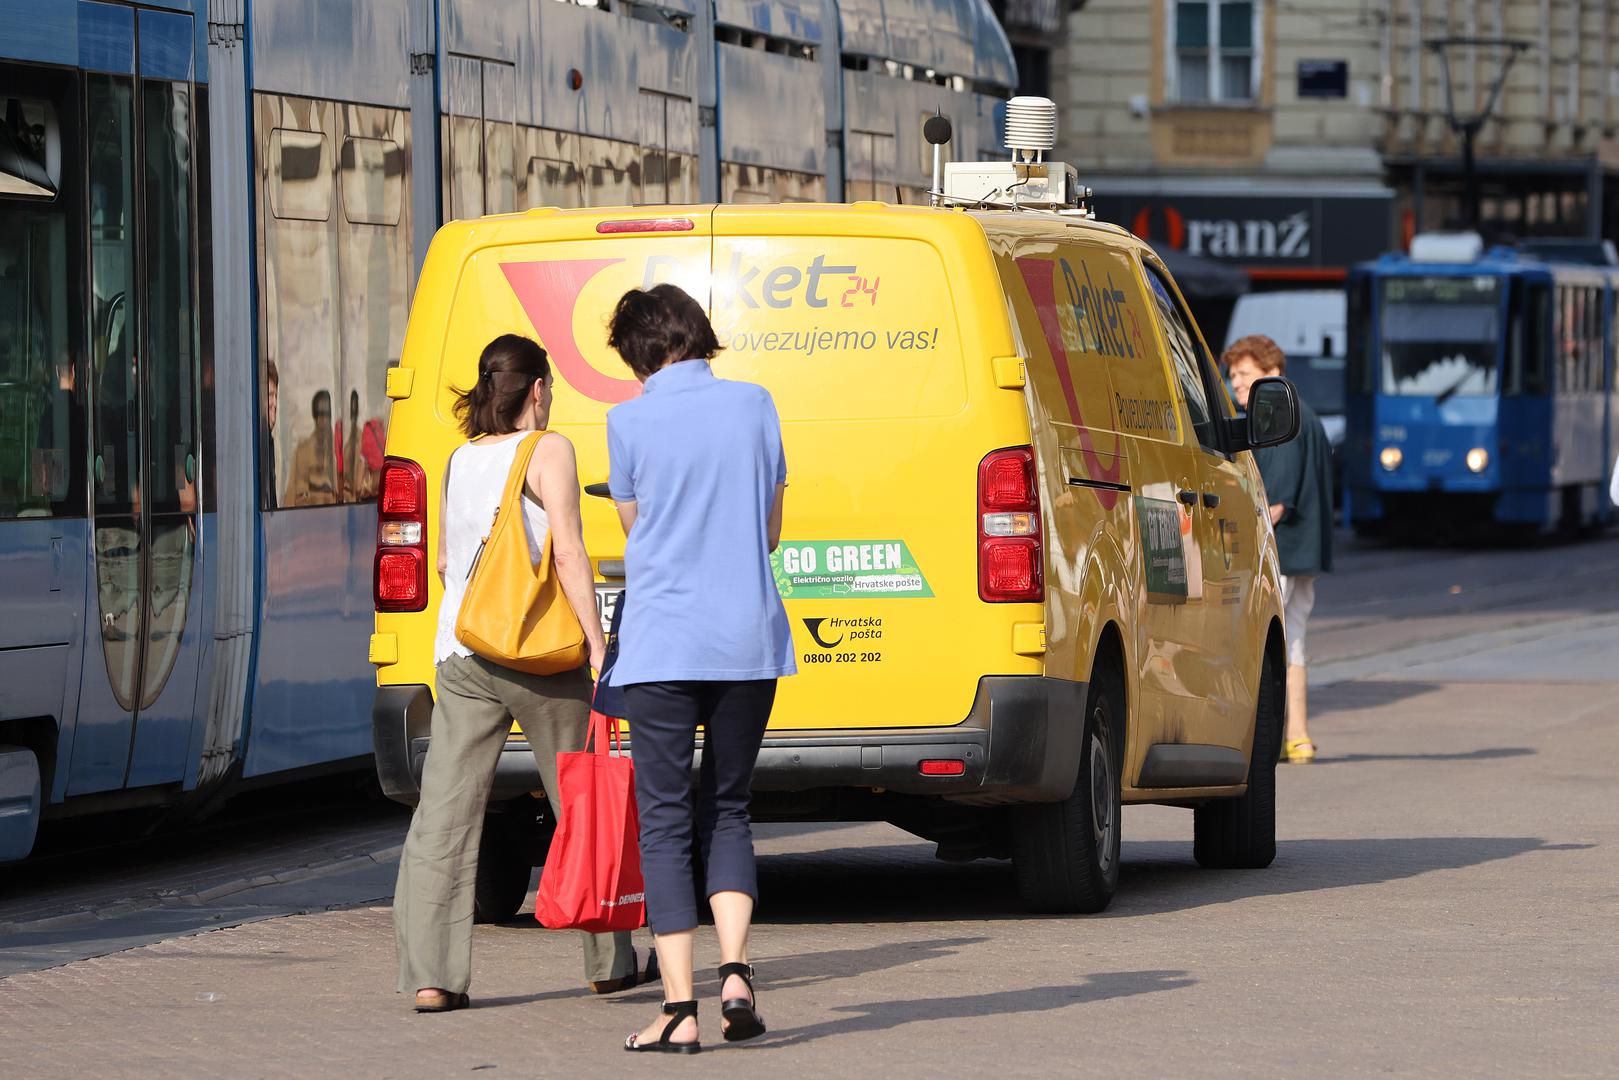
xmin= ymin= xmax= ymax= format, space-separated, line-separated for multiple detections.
xmin=0 ymin=0 xmax=1015 ymax=861
xmin=1344 ymin=233 xmax=1619 ymax=539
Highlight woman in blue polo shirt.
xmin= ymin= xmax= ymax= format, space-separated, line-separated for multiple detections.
xmin=605 ymin=284 xmax=794 ymax=1054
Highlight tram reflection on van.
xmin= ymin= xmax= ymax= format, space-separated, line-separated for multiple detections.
xmin=0 ymin=0 xmax=1018 ymax=863
xmin=1345 ymin=232 xmax=1619 ymax=537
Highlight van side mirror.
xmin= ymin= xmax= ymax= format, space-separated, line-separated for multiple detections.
xmin=1244 ymin=377 xmax=1300 ymax=450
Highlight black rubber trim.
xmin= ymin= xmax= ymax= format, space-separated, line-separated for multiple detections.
xmin=1067 ymin=477 xmax=1132 ymax=493
xmin=388 ymin=676 xmax=1088 ymax=808
xmin=1137 ymin=743 xmax=1249 ymax=787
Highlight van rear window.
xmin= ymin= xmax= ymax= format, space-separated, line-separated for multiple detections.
xmin=708 ymin=237 xmax=966 ymax=421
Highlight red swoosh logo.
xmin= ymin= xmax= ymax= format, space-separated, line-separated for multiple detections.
xmin=501 ymin=259 xmax=642 ymax=404
xmin=1015 ymin=257 xmax=1125 ymax=509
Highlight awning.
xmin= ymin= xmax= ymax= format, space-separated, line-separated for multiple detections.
xmin=1156 ymin=246 xmax=1250 ymax=300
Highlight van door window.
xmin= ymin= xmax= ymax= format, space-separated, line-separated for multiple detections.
xmin=1144 ymin=265 xmax=1220 ymax=453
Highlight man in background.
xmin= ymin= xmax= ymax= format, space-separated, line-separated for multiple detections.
xmin=265 ymin=359 xmax=280 ymax=507
xmin=1223 ymin=334 xmax=1334 ymax=764
xmin=283 ymin=388 xmax=338 ymax=507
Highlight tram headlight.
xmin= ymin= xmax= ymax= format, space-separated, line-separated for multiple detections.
xmin=1379 ymin=446 xmax=1403 ymax=472
xmin=1465 ymin=447 xmax=1490 ymax=473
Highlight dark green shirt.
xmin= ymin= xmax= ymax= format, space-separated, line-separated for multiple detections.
xmin=1253 ymin=398 xmax=1334 ymax=577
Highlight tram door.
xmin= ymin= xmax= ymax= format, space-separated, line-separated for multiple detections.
xmin=68 ymin=5 xmax=204 ymax=795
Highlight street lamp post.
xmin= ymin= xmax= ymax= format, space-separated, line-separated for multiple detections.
xmin=1423 ymin=37 xmax=1531 ymax=234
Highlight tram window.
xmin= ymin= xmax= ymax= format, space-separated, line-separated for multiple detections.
xmin=1588 ymin=288 xmax=1603 ymax=393
xmin=641 ymin=147 xmax=669 ymax=204
xmin=0 ymin=87 xmax=79 ymax=520
xmin=88 ymin=77 xmax=137 ymax=512
xmin=1145 ymin=264 xmax=1219 ymax=452
xmin=448 ymin=115 xmax=483 ymax=220
xmin=666 ymin=153 xmax=696 ymax=204
xmin=526 ymin=156 xmax=583 ymax=208
xmin=337 ymin=110 xmax=410 ymax=506
xmin=259 ymin=98 xmax=341 ymax=510
xmin=143 ymin=80 xmax=197 ymax=517
xmin=1346 ymin=276 xmax=1373 ymax=394
xmin=270 ymin=129 xmax=332 ymax=221
xmin=1521 ymin=283 xmax=1547 ymax=393
xmin=1379 ymin=277 xmax=1500 ymax=398
xmin=339 ymin=137 xmax=402 ymax=226
xmin=583 ymin=138 xmax=637 ymax=206
xmin=484 ymin=119 xmax=515 ymax=214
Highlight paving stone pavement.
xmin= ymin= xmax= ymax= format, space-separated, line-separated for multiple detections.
xmin=3 ymin=672 xmax=1615 ymax=1079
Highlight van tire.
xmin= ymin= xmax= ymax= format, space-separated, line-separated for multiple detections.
xmin=474 ymin=812 xmax=534 ymax=924
xmin=1193 ymin=651 xmax=1280 ymax=870
xmin=1011 ymin=663 xmax=1123 ymax=914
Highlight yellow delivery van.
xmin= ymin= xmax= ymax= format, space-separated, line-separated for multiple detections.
xmin=370 ymin=186 xmax=1300 ymax=919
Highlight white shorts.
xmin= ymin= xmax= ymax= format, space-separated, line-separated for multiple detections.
xmin=1280 ymin=574 xmax=1317 ymax=667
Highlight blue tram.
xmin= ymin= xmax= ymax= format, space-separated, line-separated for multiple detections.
xmin=0 ymin=0 xmax=1016 ymax=861
xmin=1344 ymin=237 xmax=1619 ymax=536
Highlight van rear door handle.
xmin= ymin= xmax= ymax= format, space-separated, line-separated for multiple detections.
xmin=1201 ymin=492 xmax=1221 ymax=509
xmin=1176 ymin=490 xmax=1198 ymax=506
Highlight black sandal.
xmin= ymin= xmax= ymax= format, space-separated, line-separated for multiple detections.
xmin=718 ymin=962 xmax=766 ymax=1043
xmin=414 ymin=990 xmax=470 ymax=1013
xmin=624 ymin=1000 xmax=701 ymax=1054
xmin=590 ymin=946 xmax=659 ymax=995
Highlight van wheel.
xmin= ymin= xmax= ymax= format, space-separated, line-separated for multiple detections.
xmin=1011 ymin=663 xmax=1123 ymax=914
xmin=1193 ymin=651 xmax=1280 ymax=869
xmin=473 ymin=812 xmax=534 ymax=924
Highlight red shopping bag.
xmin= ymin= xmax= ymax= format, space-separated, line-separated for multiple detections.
xmin=535 ymin=709 xmax=647 ymax=933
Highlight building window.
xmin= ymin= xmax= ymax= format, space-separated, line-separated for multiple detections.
xmin=1172 ymin=1 xmax=1257 ymax=104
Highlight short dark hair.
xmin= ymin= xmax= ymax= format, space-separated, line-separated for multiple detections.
xmin=453 ymin=334 xmax=551 ymax=438
xmin=607 ymin=284 xmax=721 ymax=380
xmin=266 ymin=358 xmax=279 ymax=387
xmin=311 ymin=389 xmax=331 ymax=418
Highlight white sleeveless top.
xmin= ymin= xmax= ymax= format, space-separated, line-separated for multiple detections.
xmin=434 ymin=435 xmax=552 ymax=664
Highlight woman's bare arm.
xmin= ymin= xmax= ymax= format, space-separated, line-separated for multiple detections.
xmin=531 ymin=435 xmax=607 ymax=672
xmin=615 ymin=500 xmax=638 ymax=536
xmin=437 ymin=459 xmax=450 ymax=582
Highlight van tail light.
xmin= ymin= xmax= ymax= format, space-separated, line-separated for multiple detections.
xmin=978 ymin=446 xmax=1043 ymax=603
xmin=375 ymin=457 xmax=429 ymax=612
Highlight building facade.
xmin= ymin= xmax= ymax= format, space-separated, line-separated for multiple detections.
xmin=1055 ymin=1 xmax=1619 ymax=288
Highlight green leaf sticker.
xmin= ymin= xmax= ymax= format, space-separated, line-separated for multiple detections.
xmin=771 ymin=540 xmax=934 ymax=599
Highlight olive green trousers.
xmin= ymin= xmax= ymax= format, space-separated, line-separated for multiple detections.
xmin=393 ymin=654 xmax=636 ymax=994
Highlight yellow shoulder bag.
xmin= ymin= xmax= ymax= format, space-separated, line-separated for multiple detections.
xmin=454 ymin=431 xmax=588 ymax=675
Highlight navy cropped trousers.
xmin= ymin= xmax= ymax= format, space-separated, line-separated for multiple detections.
xmin=624 ymin=679 xmax=777 ymax=935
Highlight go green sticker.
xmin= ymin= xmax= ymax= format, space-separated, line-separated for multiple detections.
xmin=772 ymin=540 xmax=934 ymax=599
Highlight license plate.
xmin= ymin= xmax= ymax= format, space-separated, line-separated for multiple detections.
xmin=595 ymin=585 xmax=623 ymax=627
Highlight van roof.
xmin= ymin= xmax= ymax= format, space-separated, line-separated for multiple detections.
xmin=430 ymin=201 xmax=1150 ymax=257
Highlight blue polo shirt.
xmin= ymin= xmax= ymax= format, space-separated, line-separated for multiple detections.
xmin=606 ymin=360 xmax=796 ymax=685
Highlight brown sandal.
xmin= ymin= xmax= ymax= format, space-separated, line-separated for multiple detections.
xmin=414 ymin=990 xmax=470 ymax=1013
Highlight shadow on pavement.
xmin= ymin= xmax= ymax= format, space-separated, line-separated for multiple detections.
xmin=752 ymin=835 xmax=1560 ymax=925
xmin=1313 ymin=746 xmax=1534 ymax=765
xmin=1310 ymin=680 xmax=1444 ymax=715
xmin=755 ymin=970 xmax=1195 ymax=1048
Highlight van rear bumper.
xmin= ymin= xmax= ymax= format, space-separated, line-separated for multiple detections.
xmin=372 ymin=676 xmax=1087 ymax=808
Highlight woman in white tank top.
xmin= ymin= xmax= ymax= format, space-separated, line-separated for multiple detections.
xmin=394 ymin=335 xmax=655 ymax=1013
